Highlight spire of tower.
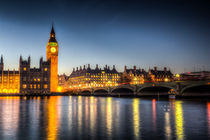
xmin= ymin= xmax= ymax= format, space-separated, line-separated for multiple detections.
xmin=49 ymin=24 xmax=57 ymax=42
xmin=51 ymin=23 xmax=55 ymax=34
xmin=1 ymin=55 xmax=3 ymax=63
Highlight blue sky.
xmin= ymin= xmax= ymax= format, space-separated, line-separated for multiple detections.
xmin=0 ymin=0 xmax=210 ymax=75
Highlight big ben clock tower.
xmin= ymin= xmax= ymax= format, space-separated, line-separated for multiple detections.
xmin=46 ymin=25 xmax=58 ymax=92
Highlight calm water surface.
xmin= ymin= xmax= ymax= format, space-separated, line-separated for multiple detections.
xmin=0 ymin=96 xmax=209 ymax=140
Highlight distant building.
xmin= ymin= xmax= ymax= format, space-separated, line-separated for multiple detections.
xmin=0 ymin=56 xmax=20 ymax=93
xmin=122 ymin=66 xmax=148 ymax=85
xmin=180 ymin=71 xmax=210 ymax=81
xmin=67 ymin=64 xmax=120 ymax=89
xmin=19 ymin=56 xmax=51 ymax=94
xmin=148 ymin=67 xmax=173 ymax=82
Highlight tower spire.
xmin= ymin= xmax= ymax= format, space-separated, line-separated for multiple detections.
xmin=46 ymin=23 xmax=59 ymax=92
xmin=1 ymin=55 xmax=3 ymax=63
xmin=51 ymin=23 xmax=55 ymax=34
xmin=49 ymin=24 xmax=57 ymax=42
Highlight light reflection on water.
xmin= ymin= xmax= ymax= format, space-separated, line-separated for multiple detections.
xmin=47 ymin=96 xmax=61 ymax=140
xmin=106 ymin=97 xmax=112 ymax=139
xmin=207 ymin=102 xmax=210 ymax=139
xmin=0 ymin=96 xmax=209 ymax=140
xmin=133 ymin=98 xmax=140 ymax=140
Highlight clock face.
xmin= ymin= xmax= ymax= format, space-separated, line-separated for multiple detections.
xmin=50 ymin=47 xmax=56 ymax=53
xmin=49 ymin=42 xmax=57 ymax=46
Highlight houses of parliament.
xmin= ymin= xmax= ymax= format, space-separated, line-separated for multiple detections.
xmin=0 ymin=26 xmax=59 ymax=94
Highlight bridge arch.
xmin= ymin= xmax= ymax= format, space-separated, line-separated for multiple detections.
xmin=80 ymin=89 xmax=92 ymax=95
xmin=137 ymin=85 xmax=176 ymax=96
xmin=93 ymin=88 xmax=108 ymax=93
xmin=111 ymin=87 xmax=134 ymax=96
xmin=181 ymin=84 xmax=210 ymax=95
xmin=93 ymin=88 xmax=109 ymax=96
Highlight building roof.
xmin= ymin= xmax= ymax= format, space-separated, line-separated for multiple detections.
xmin=125 ymin=69 xmax=148 ymax=76
xmin=150 ymin=70 xmax=173 ymax=76
xmin=70 ymin=65 xmax=119 ymax=78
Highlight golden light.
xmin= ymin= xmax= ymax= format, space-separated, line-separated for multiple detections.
xmin=176 ymin=74 xmax=180 ymax=78
xmin=50 ymin=47 xmax=56 ymax=53
xmin=164 ymin=78 xmax=169 ymax=82
xmin=57 ymin=86 xmax=63 ymax=92
xmin=175 ymin=101 xmax=184 ymax=140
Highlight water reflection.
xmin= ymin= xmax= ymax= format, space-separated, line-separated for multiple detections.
xmin=0 ymin=97 xmax=20 ymax=139
xmin=68 ymin=96 xmax=72 ymax=132
xmin=175 ymin=101 xmax=184 ymax=140
xmin=133 ymin=98 xmax=140 ymax=140
xmin=0 ymin=96 xmax=208 ymax=140
xmin=106 ymin=97 xmax=112 ymax=138
xmin=47 ymin=97 xmax=61 ymax=140
xmin=207 ymin=102 xmax=210 ymax=138
xmin=90 ymin=96 xmax=95 ymax=138
xmin=165 ymin=112 xmax=171 ymax=140
xmin=152 ymin=99 xmax=157 ymax=132
xmin=78 ymin=96 xmax=83 ymax=138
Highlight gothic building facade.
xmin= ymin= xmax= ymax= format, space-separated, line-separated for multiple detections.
xmin=0 ymin=25 xmax=59 ymax=94
xmin=0 ymin=56 xmax=20 ymax=93
xmin=19 ymin=56 xmax=51 ymax=94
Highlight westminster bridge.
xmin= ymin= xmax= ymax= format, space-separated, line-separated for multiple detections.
xmin=68 ymin=81 xmax=210 ymax=96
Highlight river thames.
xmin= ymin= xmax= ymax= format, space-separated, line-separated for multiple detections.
xmin=0 ymin=96 xmax=209 ymax=140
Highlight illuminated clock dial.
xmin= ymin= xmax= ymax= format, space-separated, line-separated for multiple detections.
xmin=49 ymin=42 xmax=57 ymax=46
xmin=50 ymin=47 xmax=56 ymax=53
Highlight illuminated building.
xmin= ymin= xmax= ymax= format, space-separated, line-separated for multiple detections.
xmin=122 ymin=66 xmax=147 ymax=85
xmin=58 ymin=74 xmax=68 ymax=91
xmin=0 ymin=26 xmax=58 ymax=94
xmin=179 ymin=71 xmax=210 ymax=81
xmin=0 ymin=56 xmax=20 ymax=93
xmin=148 ymin=67 xmax=173 ymax=82
xmin=46 ymin=25 xmax=59 ymax=92
xmin=19 ymin=56 xmax=51 ymax=94
xmin=67 ymin=64 xmax=120 ymax=89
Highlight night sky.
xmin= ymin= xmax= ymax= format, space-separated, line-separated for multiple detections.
xmin=0 ymin=0 xmax=210 ymax=75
